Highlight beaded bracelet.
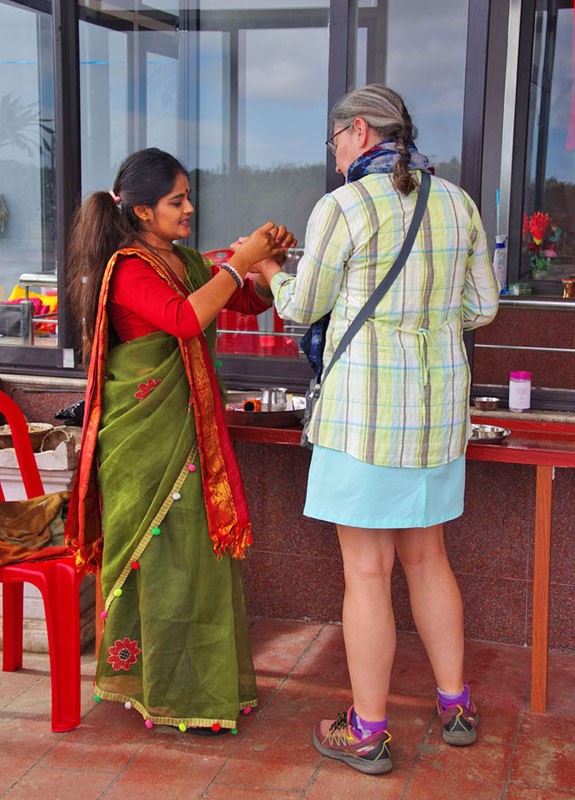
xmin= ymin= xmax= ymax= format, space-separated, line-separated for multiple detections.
xmin=220 ymin=262 xmax=244 ymax=289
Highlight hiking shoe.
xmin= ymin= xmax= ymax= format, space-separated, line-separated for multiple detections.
xmin=437 ymin=696 xmax=479 ymax=746
xmin=313 ymin=708 xmax=392 ymax=775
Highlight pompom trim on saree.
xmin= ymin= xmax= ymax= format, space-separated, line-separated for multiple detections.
xmin=102 ymin=443 xmax=198 ymax=611
xmin=92 ymin=690 xmax=258 ymax=730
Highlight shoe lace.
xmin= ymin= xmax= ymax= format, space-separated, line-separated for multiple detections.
xmin=440 ymin=702 xmax=476 ymax=731
xmin=326 ymin=711 xmax=354 ymax=745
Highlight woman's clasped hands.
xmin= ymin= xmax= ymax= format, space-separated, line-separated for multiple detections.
xmin=230 ymin=222 xmax=297 ymax=273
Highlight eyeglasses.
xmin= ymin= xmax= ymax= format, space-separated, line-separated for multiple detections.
xmin=325 ymin=125 xmax=351 ymax=157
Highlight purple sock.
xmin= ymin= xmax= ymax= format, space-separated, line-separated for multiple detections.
xmin=350 ymin=708 xmax=388 ymax=740
xmin=437 ymin=683 xmax=470 ymax=710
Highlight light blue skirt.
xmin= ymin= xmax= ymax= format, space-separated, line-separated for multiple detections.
xmin=304 ymin=445 xmax=465 ymax=529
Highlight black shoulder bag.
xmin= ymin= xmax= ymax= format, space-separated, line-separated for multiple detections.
xmin=300 ymin=170 xmax=431 ymax=449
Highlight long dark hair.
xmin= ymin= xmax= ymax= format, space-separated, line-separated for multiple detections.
xmin=67 ymin=147 xmax=188 ymax=363
xmin=330 ymin=84 xmax=418 ymax=195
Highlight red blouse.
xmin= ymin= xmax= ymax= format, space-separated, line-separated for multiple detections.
xmin=108 ymin=255 xmax=271 ymax=343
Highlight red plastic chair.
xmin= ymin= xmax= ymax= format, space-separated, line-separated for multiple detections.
xmin=0 ymin=390 xmax=81 ymax=732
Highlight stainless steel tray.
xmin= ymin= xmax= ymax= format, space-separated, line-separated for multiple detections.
xmin=225 ymin=395 xmax=305 ymax=428
xmin=469 ymin=424 xmax=511 ymax=445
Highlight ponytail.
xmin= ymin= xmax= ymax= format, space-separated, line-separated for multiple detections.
xmin=393 ymin=133 xmax=418 ymax=196
xmin=67 ymin=192 xmax=133 ymax=365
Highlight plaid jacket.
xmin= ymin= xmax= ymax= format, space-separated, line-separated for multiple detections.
xmin=271 ymin=172 xmax=499 ymax=468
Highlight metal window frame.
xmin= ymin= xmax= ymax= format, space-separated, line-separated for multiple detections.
xmin=502 ymin=0 xmax=537 ymax=285
xmin=222 ymin=0 xmax=494 ymax=393
xmin=0 ymin=0 xmax=82 ymax=375
xmin=3 ymin=0 xmax=559 ymax=402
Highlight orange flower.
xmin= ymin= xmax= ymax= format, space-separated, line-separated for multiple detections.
xmin=528 ymin=211 xmax=551 ymax=245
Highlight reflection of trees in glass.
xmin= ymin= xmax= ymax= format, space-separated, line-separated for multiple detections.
xmin=0 ymin=194 xmax=7 ymax=235
xmin=0 ymin=93 xmax=56 ymax=263
xmin=543 ymin=178 xmax=574 ymax=265
xmin=433 ymin=157 xmax=460 ymax=185
xmin=196 ymin=159 xmax=463 ymax=251
xmin=197 ymin=165 xmax=325 ymax=250
xmin=0 ymin=93 xmax=54 ymax=156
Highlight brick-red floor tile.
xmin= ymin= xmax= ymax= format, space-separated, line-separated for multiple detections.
xmin=1 ymin=623 xmax=575 ymax=800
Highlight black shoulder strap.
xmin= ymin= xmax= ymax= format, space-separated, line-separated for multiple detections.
xmin=321 ymin=170 xmax=431 ymax=385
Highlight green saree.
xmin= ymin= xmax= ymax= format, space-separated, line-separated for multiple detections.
xmin=73 ymin=246 xmax=257 ymax=729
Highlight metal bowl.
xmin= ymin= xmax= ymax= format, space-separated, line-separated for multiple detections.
xmin=469 ymin=424 xmax=511 ymax=445
xmin=0 ymin=422 xmax=54 ymax=452
xmin=473 ymin=396 xmax=500 ymax=411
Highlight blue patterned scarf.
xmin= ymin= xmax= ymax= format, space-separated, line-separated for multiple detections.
xmin=347 ymin=139 xmax=430 ymax=183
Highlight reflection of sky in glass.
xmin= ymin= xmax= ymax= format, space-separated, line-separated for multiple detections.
xmin=241 ymin=28 xmax=328 ymax=168
xmin=357 ymin=0 xmax=468 ymax=170
xmin=198 ymin=32 xmax=225 ymax=171
xmin=75 ymin=0 xmax=469 ymax=176
xmin=147 ymin=46 xmax=177 ymax=154
xmin=79 ymin=23 xmax=128 ymax=194
xmin=0 ymin=2 xmax=55 ymax=279
xmin=545 ymin=8 xmax=575 ymax=182
xmin=192 ymin=18 xmax=329 ymax=171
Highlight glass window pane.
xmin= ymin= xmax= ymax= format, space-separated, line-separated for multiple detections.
xmin=196 ymin=3 xmax=329 ymax=358
xmin=523 ymin=1 xmax=575 ymax=285
xmin=356 ymin=0 xmax=469 ymax=183
xmin=79 ymin=7 xmax=180 ymax=192
xmin=79 ymin=22 xmax=128 ymax=191
xmin=78 ymin=0 xmax=330 ymax=360
xmin=0 ymin=1 xmax=57 ymax=347
xmin=194 ymin=4 xmax=329 ymax=250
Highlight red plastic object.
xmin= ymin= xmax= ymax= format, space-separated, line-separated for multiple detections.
xmin=204 ymin=249 xmax=257 ymax=350
xmin=202 ymin=248 xmax=234 ymax=268
xmin=203 ymin=248 xmax=296 ymax=356
xmin=0 ymin=390 xmax=81 ymax=732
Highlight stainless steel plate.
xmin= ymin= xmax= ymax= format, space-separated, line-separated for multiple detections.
xmin=469 ymin=424 xmax=511 ymax=445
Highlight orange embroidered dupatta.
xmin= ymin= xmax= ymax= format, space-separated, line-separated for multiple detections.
xmin=65 ymin=247 xmax=252 ymax=573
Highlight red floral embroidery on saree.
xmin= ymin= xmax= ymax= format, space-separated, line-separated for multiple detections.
xmin=134 ymin=378 xmax=161 ymax=401
xmin=107 ymin=637 xmax=141 ymax=671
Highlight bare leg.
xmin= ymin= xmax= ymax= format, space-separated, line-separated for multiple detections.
xmin=394 ymin=524 xmax=464 ymax=694
xmin=337 ymin=524 xmax=397 ymax=721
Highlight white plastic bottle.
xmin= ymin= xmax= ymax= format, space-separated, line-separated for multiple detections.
xmin=493 ymin=235 xmax=507 ymax=293
xmin=508 ymin=371 xmax=532 ymax=412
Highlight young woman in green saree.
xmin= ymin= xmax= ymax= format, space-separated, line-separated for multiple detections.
xmin=65 ymin=148 xmax=294 ymax=732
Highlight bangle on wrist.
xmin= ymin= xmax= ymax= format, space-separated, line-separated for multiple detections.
xmin=220 ymin=262 xmax=244 ymax=289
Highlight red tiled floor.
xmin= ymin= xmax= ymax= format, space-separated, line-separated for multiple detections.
xmin=1 ymin=621 xmax=575 ymax=799
xmin=0 ymin=767 xmax=115 ymax=799
xmin=408 ymin=737 xmax=513 ymax=799
xmin=505 ymin=785 xmax=575 ymax=800
xmin=511 ymin=712 xmax=575 ymax=792
xmin=305 ymin=760 xmax=409 ymax=799
xmin=102 ymin=742 xmax=228 ymax=800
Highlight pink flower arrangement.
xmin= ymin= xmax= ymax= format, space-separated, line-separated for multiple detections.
xmin=522 ymin=211 xmax=562 ymax=274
